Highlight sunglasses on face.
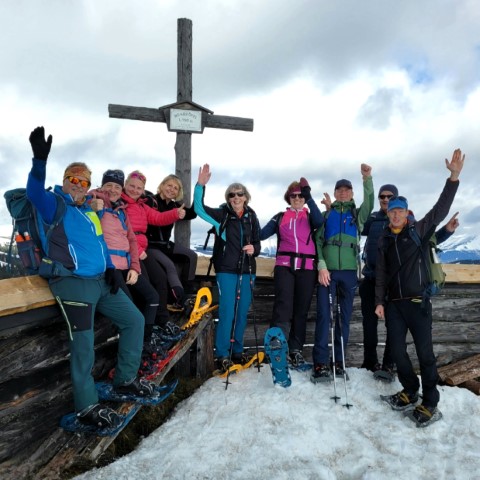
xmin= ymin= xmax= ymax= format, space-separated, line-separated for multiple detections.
xmin=228 ymin=192 xmax=245 ymax=198
xmin=289 ymin=193 xmax=304 ymax=199
xmin=65 ymin=176 xmax=90 ymax=188
xmin=379 ymin=194 xmax=394 ymax=200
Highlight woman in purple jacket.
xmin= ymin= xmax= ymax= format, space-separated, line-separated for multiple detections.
xmin=260 ymin=178 xmax=324 ymax=368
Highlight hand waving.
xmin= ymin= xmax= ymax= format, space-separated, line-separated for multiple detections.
xmin=29 ymin=126 xmax=52 ymax=161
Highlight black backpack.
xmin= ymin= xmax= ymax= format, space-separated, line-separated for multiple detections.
xmin=4 ymin=188 xmax=65 ymax=275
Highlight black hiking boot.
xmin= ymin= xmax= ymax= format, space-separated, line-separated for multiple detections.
xmin=310 ymin=363 xmax=332 ymax=384
xmin=289 ymin=350 xmax=307 ymax=369
xmin=382 ymin=390 xmax=419 ymax=411
xmin=232 ymin=352 xmax=251 ymax=365
xmin=362 ymin=362 xmax=382 ymax=373
xmin=409 ymin=404 xmax=443 ymax=427
xmin=216 ymin=357 xmax=234 ymax=372
xmin=114 ymin=376 xmax=156 ymax=397
xmin=373 ymin=363 xmax=395 ymax=382
xmin=333 ymin=361 xmax=350 ymax=380
xmin=77 ymin=403 xmax=122 ymax=429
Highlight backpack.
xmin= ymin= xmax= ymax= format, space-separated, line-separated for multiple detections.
xmin=408 ymin=225 xmax=446 ymax=296
xmin=4 ymin=188 xmax=66 ymax=275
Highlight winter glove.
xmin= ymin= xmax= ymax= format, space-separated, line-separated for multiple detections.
xmin=105 ymin=267 xmax=121 ymax=295
xmin=29 ymin=126 xmax=52 ymax=161
xmin=299 ymin=177 xmax=312 ymax=202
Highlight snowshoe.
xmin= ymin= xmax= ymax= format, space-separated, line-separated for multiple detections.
xmin=380 ymin=390 xmax=419 ymax=411
xmin=310 ymin=363 xmax=332 ymax=384
xmin=404 ymin=404 xmax=443 ymax=428
xmin=96 ymin=378 xmax=178 ymax=405
xmin=60 ymin=404 xmax=139 ymax=436
xmin=333 ymin=362 xmax=349 ymax=381
xmin=264 ymin=327 xmax=291 ymax=388
xmin=373 ymin=364 xmax=395 ymax=383
xmin=213 ymin=352 xmax=265 ymax=377
xmin=289 ymin=350 xmax=312 ymax=371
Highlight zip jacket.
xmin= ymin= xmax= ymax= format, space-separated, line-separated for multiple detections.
xmin=121 ymin=192 xmax=179 ymax=257
xmin=27 ymin=158 xmax=113 ymax=277
xmin=316 ymin=176 xmax=374 ymax=271
xmin=194 ymin=183 xmax=261 ymax=274
xmin=375 ymin=179 xmax=459 ymax=304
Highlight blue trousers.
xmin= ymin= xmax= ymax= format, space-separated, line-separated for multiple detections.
xmin=215 ymin=272 xmax=254 ymax=358
xmin=313 ymin=270 xmax=357 ymax=365
xmin=49 ymin=275 xmax=144 ymax=412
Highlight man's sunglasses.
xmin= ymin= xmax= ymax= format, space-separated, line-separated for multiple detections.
xmin=379 ymin=194 xmax=394 ymax=200
xmin=289 ymin=193 xmax=304 ymax=199
xmin=228 ymin=192 xmax=245 ymax=198
xmin=65 ymin=176 xmax=90 ymax=189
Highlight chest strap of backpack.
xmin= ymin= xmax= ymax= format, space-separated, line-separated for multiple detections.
xmin=108 ymin=249 xmax=131 ymax=267
xmin=325 ymin=239 xmax=360 ymax=253
xmin=277 ymin=251 xmax=316 ymax=271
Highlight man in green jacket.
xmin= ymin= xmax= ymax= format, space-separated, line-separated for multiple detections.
xmin=311 ymin=164 xmax=374 ymax=382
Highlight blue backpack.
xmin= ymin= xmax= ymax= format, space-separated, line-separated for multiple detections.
xmin=4 ymin=188 xmax=65 ymax=275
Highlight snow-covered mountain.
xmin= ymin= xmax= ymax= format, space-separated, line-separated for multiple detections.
xmin=437 ymin=233 xmax=480 ymax=264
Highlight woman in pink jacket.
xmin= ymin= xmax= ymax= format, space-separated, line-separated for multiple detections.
xmin=122 ymin=170 xmax=182 ymax=338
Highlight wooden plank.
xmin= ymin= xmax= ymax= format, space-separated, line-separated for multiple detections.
xmin=442 ymin=264 xmax=480 ymax=283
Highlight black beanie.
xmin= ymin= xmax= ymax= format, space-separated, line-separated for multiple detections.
xmin=102 ymin=169 xmax=125 ymax=187
xmin=378 ymin=184 xmax=398 ymax=197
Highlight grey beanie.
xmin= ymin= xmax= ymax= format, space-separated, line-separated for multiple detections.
xmin=378 ymin=184 xmax=398 ymax=197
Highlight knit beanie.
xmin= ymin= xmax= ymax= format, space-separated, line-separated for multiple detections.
xmin=378 ymin=184 xmax=398 ymax=197
xmin=102 ymin=169 xmax=125 ymax=187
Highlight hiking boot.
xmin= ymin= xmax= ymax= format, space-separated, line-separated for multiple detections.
xmin=384 ymin=390 xmax=419 ymax=411
xmin=333 ymin=361 xmax=349 ymax=380
xmin=362 ymin=362 xmax=382 ymax=373
xmin=410 ymin=404 xmax=443 ymax=427
xmin=373 ymin=363 xmax=395 ymax=382
xmin=232 ymin=352 xmax=251 ymax=365
xmin=77 ymin=403 xmax=122 ymax=429
xmin=114 ymin=376 xmax=156 ymax=397
xmin=310 ymin=363 xmax=332 ymax=384
xmin=289 ymin=350 xmax=307 ymax=369
xmin=216 ymin=357 xmax=234 ymax=372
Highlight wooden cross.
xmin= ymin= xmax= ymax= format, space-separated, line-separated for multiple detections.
xmin=108 ymin=18 xmax=254 ymax=247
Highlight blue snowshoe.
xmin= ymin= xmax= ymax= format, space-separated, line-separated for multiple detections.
xmin=264 ymin=327 xmax=291 ymax=388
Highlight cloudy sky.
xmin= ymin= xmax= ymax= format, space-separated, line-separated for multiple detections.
xmin=1 ymin=0 xmax=479 ymax=245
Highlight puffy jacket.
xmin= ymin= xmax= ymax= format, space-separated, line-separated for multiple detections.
xmin=27 ymin=158 xmax=113 ymax=277
xmin=375 ymin=179 xmax=459 ymax=304
xmin=89 ymin=189 xmax=141 ymax=273
xmin=121 ymin=192 xmax=179 ymax=256
xmin=316 ymin=176 xmax=374 ymax=271
xmin=194 ymin=183 xmax=261 ymax=274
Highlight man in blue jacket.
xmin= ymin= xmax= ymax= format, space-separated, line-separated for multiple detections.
xmin=26 ymin=126 xmax=155 ymax=429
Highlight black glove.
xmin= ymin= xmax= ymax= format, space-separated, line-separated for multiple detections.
xmin=105 ymin=267 xmax=121 ymax=295
xmin=29 ymin=126 xmax=52 ymax=161
xmin=299 ymin=177 xmax=312 ymax=202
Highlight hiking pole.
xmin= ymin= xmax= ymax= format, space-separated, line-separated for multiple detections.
xmin=329 ymin=288 xmax=340 ymax=403
xmin=225 ymin=250 xmax=246 ymax=390
xmin=247 ymin=252 xmax=261 ymax=372
xmin=336 ymin=286 xmax=353 ymax=408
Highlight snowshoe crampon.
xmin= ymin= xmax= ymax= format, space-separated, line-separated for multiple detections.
xmin=404 ymin=404 xmax=443 ymax=428
xmin=264 ymin=327 xmax=291 ymax=388
xmin=213 ymin=352 xmax=265 ymax=377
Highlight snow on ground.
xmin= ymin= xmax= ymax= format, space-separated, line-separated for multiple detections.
xmin=75 ymin=366 xmax=480 ymax=480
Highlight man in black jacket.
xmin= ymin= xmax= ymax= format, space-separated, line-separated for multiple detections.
xmin=375 ymin=149 xmax=464 ymax=426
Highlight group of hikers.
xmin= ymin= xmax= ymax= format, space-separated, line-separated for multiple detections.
xmin=24 ymin=125 xmax=464 ymax=430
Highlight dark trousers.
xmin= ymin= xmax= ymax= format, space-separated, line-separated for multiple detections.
xmin=271 ymin=266 xmax=316 ymax=352
xmin=359 ymin=277 xmax=393 ymax=368
xmin=313 ymin=270 xmax=357 ymax=365
xmin=386 ymin=299 xmax=440 ymax=407
xmin=142 ymin=256 xmax=170 ymax=327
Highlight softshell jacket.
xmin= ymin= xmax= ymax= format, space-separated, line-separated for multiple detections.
xmin=26 ymin=158 xmax=113 ymax=277
xmin=316 ymin=176 xmax=374 ymax=271
xmin=194 ymin=183 xmax=261 ymax=274
xmin=89 ymin=189 xmax=141 ymax=273
xmin=375 ymin=179 xmax=459 ymax=304
xmin=362 ymin=209 xmax=452 ymax=280
xmin=260 ymin=197 xmax=324 ymax=270
xmin=120 ymin=192 xmax=179 ymax=257
xmin=145 ymin=192 xmax=197 ymax=248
